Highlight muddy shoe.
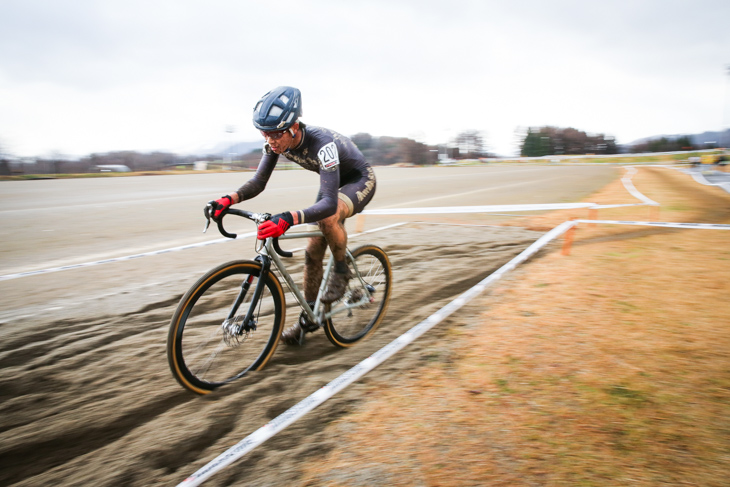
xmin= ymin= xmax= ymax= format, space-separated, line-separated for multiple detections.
xmin=281 ymin=308 xmax=319 ymax=346
xmin=281 ymin=322 xmax=306 ymax=346
xmin=321 ymin=269 xmax=351 ymax=304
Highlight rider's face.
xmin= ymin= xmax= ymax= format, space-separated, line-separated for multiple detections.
xmin=262 ymin=123 xmax=299 ymax=153
xmin=263 ymin=130 xmax=291 ymax=153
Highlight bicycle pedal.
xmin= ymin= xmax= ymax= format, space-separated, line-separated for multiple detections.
xmin=298 ymin=308 xmax=320 ymax=333
xmin=298 ymin=316 xmax=320 ymax=333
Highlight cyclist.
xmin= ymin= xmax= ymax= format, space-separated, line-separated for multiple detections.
xmin=208 ymin=86 xmax=376 ymax=345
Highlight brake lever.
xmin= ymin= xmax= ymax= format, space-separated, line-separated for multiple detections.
xmin=203 ymin=205 xmax=212 ymax=233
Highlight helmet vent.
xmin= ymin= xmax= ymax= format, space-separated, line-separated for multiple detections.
xmin=252 ymin=86 xmax=302 ymax=131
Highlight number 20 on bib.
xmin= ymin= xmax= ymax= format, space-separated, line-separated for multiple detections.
xmin=318 ymin=142 xmax=340 ymax=171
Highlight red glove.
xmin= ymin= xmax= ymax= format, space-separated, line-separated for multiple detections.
xmin=257 ymin=212 xmax=294 ymax=240
xmin=208 ymin=195 xmax=233 ymax=220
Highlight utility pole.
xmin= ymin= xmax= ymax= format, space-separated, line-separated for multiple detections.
xmin=724 ymin=64 xmax=730 ymax=148
xmin=225 ymin=125 xmax=235 ymax=169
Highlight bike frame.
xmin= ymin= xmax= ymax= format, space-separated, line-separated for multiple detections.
xmin=203 ymin=208 xmax=374 ymax=335
xmin=253 ymin=231 xmax=371 ymax=327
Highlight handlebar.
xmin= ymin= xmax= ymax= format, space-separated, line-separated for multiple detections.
xmin=203 ymin=206 xmax=293 ymax=258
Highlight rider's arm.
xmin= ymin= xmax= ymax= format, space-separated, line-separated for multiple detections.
xmin=232 ymin=148 xmax=278 ymax=203
xmin=293 ymin=137 xmax=342 ymax=224
xmin=296 ymin=167 xmax=340 ymax=224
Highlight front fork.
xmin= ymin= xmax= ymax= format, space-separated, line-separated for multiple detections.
xmin=240 ymin=255 xmax=272 ymax=332
xmin=223 ymin=255 xmax=271 ymax=339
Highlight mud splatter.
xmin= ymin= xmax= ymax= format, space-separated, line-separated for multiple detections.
xmin=0 ymin=224 xmax=543 ymax=486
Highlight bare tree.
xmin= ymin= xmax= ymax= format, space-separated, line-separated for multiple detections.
xmin=452 ymin=130 xmax=486 ymax=158
xmin=520 ymin=126 xmax=618 ymax=156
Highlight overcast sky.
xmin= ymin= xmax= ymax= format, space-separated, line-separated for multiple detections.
xmin=1 ymin=0 xmax=728 ymax=159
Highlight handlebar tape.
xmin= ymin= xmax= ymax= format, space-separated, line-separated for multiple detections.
xmin=214 ymin=210 xmax=293 ymax=257
xmin=216 ymin=218 xmax=237 ymax=239
xmin=273 ymin=238 xmax=293 ymax=258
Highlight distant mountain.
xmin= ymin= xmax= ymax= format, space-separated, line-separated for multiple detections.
xmin=627 ymin=129 xmax=730 ymax=148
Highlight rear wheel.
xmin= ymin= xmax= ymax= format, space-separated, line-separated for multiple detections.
xmin=324 ymin=245 xmax=392 ymax=347
xmin=167 ymin=260 xmax=285 ymax=394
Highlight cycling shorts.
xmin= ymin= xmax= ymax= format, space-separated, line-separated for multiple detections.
xmin=316 ymin=166 xmax=376 ymax=219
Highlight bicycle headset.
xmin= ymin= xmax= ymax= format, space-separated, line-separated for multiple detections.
xmin=252 ymin=86 xmax=302 ymax=132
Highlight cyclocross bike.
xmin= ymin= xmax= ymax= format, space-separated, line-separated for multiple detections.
xmin=167 ymin=207 xmax=392 ymax=395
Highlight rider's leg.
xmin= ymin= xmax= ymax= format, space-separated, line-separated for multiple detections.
xmin=303 ymin=236 xmax=327 ymax=303
xmin=281 ymin=200 xmax=351 ymax=345
xmin=320 ymin=199 xmax=353 ymax=303
xmin=318 ymin=198 xmax=351 ymax=261
xmin=305 ymin=168 xmax=375 ymax=304
xmin=281 ymin=239 xmax=324 ymax=345
xmin=303 ymin=198 xmax=353 ymax=300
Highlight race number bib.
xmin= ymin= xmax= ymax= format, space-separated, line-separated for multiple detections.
xmin=317 ymin=142 xmax=340 ymax=171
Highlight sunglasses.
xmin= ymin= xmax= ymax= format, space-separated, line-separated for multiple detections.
xmin=260 ymin=130 xmax=288 ymax=141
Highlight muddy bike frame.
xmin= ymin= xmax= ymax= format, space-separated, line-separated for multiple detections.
xmin=207 ymin=208 xmax=376 ymax=333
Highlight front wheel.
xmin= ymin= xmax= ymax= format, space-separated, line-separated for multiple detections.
xmin=167 ymin=260 xmax=286 ymax=394
xmin=324 ymin=245 xmax=392 ymax=347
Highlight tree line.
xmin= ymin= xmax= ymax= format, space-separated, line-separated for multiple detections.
xmin=519 ymin=126 xmax=619 ymax=157
xmin=518 ymin=126 xmax=711 ymax=157
xmin=2 ymin=131 xmax=495 ymax=176
xmin=1 ymin=125 xmax=712 ymax=176
xmin=627 ymin=136 xmax=695 ymax=153
xmin=240 ymin=131 xmax=490 ymax=167
xmin=1 ymin=151 xmax=199 ymax=175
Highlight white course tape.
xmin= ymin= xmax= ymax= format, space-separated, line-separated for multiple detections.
xmin=0 ymin=235 xmax=247 ymax=282
xmin=176 ymin=219 xmax=578 ymax=487
xmin=0 ymin=223 xmax=409 ymax=282
xmin=361 ymin=203 xmax=594 ymax=215
xmin=690 ymin=170 xmax=714 ymax=186
xmin=351 ymin=222 xmax=408 ymax=236
xmin=621 ymin=167 xmax=660 ymax=206
xmin=686 ymin=168 xmax=730 ymax=194
xmin=277 ymin=222 xmax=409 ymax=254
xmin=575 ymin=220 xmax=730 ymax=230
xmin=591 ymin=203 xmax=650 ymax=209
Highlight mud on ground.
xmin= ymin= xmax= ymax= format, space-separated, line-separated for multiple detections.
xmin=299 ymin=166 xmax=730 ymax=487
xmin=0 ymin=221 xmax=545 ymax=486
xmin=3 ymin=165 xmax=727 ymax=487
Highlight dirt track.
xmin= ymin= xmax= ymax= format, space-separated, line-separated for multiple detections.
xmin=294 ymin=165 xmax=730 ymax=486
xmin=0 ymin=166 xmax=616 ymax=486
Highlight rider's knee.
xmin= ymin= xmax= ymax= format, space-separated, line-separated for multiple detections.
xmin=304 ymin=248 xmax=325 ymax=266
xmin=317 ymin=212 xmax=341 ymax=230
xmin=318 ymin=200 xmax=350 ymax=228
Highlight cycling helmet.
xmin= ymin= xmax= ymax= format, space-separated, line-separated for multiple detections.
xmin=252 ymin=86 xmax=302 ymax=131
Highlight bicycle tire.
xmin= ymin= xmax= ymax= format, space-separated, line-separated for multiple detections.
xmin=324 ymin=245 xmax=392 ymax=347
xmin=167 ymin=260 xmax=285 ymax=394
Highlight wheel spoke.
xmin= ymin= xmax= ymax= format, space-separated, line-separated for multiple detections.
xmin=324 ymin=246 xmax=391 ymax=347
xmin=167 ymin=262 xmax=285 ymax=393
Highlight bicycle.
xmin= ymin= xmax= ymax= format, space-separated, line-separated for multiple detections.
xmin=167 ymin=208 xmax=393 ymax=395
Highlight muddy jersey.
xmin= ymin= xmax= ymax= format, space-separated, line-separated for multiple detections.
xmin=236 ymin=124 xmax=374 ymax=223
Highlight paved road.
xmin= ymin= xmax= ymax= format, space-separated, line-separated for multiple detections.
xmin=0 ymin=163 xmax=620 ymax=486
xmin=0 ymin=164 xmax=616 ymax=321
xmin=692 ymin=165 xmax=730 ymax=193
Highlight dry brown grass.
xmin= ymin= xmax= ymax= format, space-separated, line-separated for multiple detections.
xmin=299 ymin=166 xmax=730 ymax=486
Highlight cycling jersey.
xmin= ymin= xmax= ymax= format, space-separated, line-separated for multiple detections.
xmin=236 ymin=123 xmax=376 ymax=224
